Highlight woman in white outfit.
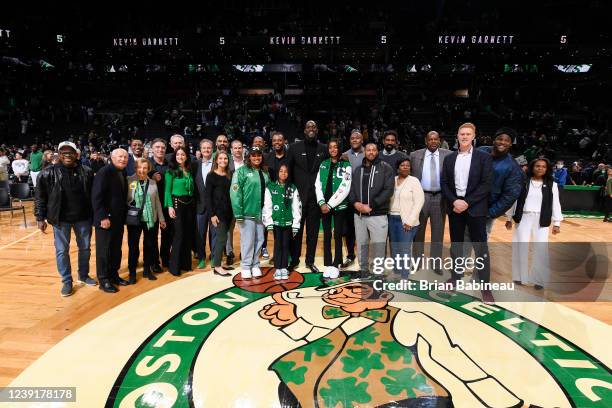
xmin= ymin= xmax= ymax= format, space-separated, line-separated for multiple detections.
xmin=505 ymin=158 xmax=562 ymax=289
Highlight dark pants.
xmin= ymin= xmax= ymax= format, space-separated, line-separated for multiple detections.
xmin=344 ymin=209 xmax=356 ymax=259
xmin=153 ymin=207 xmax=173 ymax=267
xmin=290 ymin=197 xmax=320 ymax=265
xmin=196 ymin=208 xmax=216 ymax=261
xmin=273 ymin=226 xmax=291 ymax=269
xmin=605 ymin=196 xmax=612 ymax=219
xmin=212 ymin=219 xmax=230 ymax=267
xmin=95 ymin=222 xmax=125 ymax=283
xmin=262 ymin=229 xmax=269 ymax=252
xmin=448 ymin=211 xmax=490 ymax=283
xmin=128 ymin=221 xmax=159 ymax=274
xmin=322 ymin=209 xmax=346 ymax=267
xmin=170 ymin=198 xmax=195 ymax=274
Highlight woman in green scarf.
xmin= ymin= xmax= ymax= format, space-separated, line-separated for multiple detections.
xmin=127 ymin=158 xmax=167 ymax=284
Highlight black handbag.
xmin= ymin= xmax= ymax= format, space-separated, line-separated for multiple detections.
xmin=126 ymin=181 xmax=149 ymax=226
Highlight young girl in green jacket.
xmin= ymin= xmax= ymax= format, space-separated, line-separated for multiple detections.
xmin=262 ymin=164 xmax=302 ymax=280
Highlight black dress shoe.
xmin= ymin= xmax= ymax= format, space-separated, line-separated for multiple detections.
xmin=128 ymin=275 xmax=136 ymax=285
xmin=305 ymin=263 xmax=320 ymax=274
xmin=226 ymin=252 xmax=235 ymax=265
xmin=100 ymin=282 xmax=118 ymax=293
xmin=170 ymin=271 xmax=181 ymax=277
xmin=114 ymin=277 xmax=130 ymax=286
xmin=144 ymin=271 xmax=158 ymax=281
xmin=289 ymin=261 xmax=300 ymax=271
xmin=152 ymin=264 xmax=163 ymax=273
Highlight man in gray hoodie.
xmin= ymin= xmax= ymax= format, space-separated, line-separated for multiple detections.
xmin=349 ymin=142 xmax=395 ymax=276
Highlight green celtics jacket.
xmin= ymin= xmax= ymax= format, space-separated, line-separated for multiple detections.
xmin=315 ymin=158 xmax=352 ymax=210
xmin=262 ymin=181 xmax=302 ymax=233
xmin=230 ymin=165 xmax=270 ymax=220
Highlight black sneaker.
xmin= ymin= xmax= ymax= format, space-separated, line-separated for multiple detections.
xmin=61 ymin=282 xmax=73 ymax=297
xmin=77 ymin=276 xmax=98 ymax=286
xmin=226 ymin=252 xmax=235 ymax=265
xmin=341 ymin=257 xmax=355 ymax=269
xmin=305 ymin=263 xmax=320 ymax=273
xmin=261 ymin=248 xmax=270 ymax=259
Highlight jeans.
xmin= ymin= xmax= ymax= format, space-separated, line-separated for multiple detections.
xmin=238 ymin=219 xmax=264 ymax=270
xmin=53 ymin=220 xmax=92 ymax=284
xmin=388 ymin=215 xmax=419 ymax=276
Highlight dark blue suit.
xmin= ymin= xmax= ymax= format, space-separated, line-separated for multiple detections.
xmin=441 ymin=148 xmax=493 ymax=282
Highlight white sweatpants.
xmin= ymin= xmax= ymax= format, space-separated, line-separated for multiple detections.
xmin=31 ymin=171 xmax=40 ymax=187
xmin=511 ymin=212 xmax=550 ymax=286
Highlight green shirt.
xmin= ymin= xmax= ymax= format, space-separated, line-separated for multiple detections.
xmin=29 ymin=151 xmax=43 ymax=172
xmin=164 ymin=169 xmax=194 ymax=207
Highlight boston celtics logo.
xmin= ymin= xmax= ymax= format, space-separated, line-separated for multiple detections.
xmin=5 ymin=270 xmax=611 ymax=407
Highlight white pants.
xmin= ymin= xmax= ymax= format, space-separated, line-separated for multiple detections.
xmin=511 ymin=212 xmax=550 ymax=286
xmin=31 ymin=171 xmax=40 ymax=187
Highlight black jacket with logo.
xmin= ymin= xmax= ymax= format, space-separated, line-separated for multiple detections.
xmin=349 ymin=156 xmax=395 ymax=216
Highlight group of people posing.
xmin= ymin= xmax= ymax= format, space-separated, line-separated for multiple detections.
xmin=34 ymin=121 xmax=563 ymax=303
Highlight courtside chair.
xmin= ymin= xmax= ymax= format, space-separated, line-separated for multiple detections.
xmin=0 ymin=188 xmax=27 ymax=227
xmin=9 ymin=182 xmax=33 ymax=203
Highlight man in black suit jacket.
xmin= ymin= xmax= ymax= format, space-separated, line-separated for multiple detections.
xmin=441 ymin=123 xmax=493 ymax=301
xmin=287 ymin=121 xmax=329 ymax=272
xmin=92 ymin=148 xmax=129 ymax=293
xmin=193 ymin=139 xmax=216 ymax=268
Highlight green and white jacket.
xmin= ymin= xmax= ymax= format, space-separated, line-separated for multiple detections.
xmin=262 ymin=181 xmax=302 ymax=233
xmin=315 ymin=158 xmax=352 ymax=211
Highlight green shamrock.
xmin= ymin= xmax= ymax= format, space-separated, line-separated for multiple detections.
xmin=381 ymin=341 xmax=413 ymax=364
xmin=341 ymin=348 xmax=384 ymax=378
xmin=319 ymin=377 xmax=372 ymax=408
xmin=273 ymin=361 xmax=307 ymax=385
xmin=381 ymin=368 xmax=433 ymax=397
xmin=299 ymin=337 xmax=335 ymax=362
xmin=353 ymin=326 xmax=380 ymax=346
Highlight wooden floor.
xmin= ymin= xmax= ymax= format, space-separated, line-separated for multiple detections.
xmin=0 ymin=202 xmax=610 ymax=387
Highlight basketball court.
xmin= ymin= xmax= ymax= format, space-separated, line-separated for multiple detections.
xmin=0 ymin=203 xmax=610 ymax=407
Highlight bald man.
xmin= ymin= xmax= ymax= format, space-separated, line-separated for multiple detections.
xmin=409 ymin=131 xmax=452 ymax=271
xmin=92 ymin=148 xmax=130 ymax=293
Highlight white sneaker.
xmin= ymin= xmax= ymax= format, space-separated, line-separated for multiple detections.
xmin=329 ymin=266 xmax=340 ymax=279
xmin=252 ymin=267 xmax=263 ymax=278
xmin=241 ymin=269 xmax=252 ymax=279
xmin=273 ymin=269 xmax=283 ymax=280
xmin=281 ymin=269 xmax=289 ymax=279
xmin=323 ymin=266 xmax=331 ymax=278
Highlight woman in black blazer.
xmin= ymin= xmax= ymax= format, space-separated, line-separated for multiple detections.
xmin=205 ymin=151 xmax=234 ymax=276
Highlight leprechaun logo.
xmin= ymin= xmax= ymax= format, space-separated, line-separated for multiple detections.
xmin=4 ymin=269 xmax=611 ymax=407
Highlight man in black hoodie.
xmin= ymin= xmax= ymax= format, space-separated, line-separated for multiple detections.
xmin=349 ymin=143 xmax=395 ymax=276
xmin=287 ymin=121 xmax=328 ymax=272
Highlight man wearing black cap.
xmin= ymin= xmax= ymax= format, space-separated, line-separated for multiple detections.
xmin=287 ymin=120 xmax=329 ymax=272
xmin=35 ymin=141 xmax=96 ymax=297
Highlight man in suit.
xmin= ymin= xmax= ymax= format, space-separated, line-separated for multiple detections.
xmin=410 ymin=131 xmax=452 ymax=273
xmin=92 ymin=148 xmax=130 ymax=293
xmin=287 ymin=120 xmax=329 ymax=272
xmin=126 ymin=138 xmax=144 ymax=176
xmin=194 ymin=138 xmax=216 ymax=269
xmin=441 ymin=123 xmax=493 ymax=302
